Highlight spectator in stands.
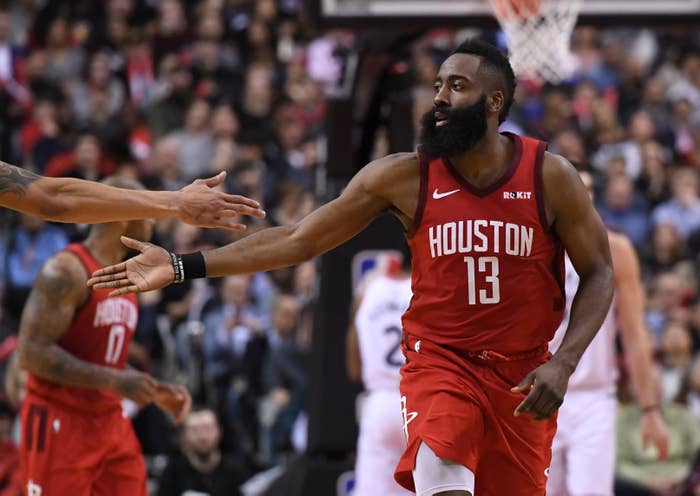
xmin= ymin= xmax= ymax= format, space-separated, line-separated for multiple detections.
xmin=44 ymin=132 xmax=117 ymax=180
xmin=660 ymin=320 xmax=694 ymax=404
xmin=270 ymin=182 xmax=314 ymax=227
xmin=0 ymin=214 xmax=68 ymax=325
xmin=637 ymin=140 xmax=670 ymax=207
xmin=69 ymin=50 xmax=126 ymax=129
xmin=152 ymin=0 xmax=191 ymax=66
xmin=598 ymin=174 xmax=650 ymax=247
xmin=260 ymin=294 xmax=305 ymax=465
xmin=652 ymin=168 xmax=700 ymax=240
xmin=646 ymin=271 xmax=687 ymax=344
xmin=240 ymin=63 xmax=275 ymax=126
xmin=616 ymin=381 xmax=700 ymax=496
xmin=668 ymin=51 xmax=700 ymax=119
xmin=640 ymin=78 xmax=673 ymax=144
xmin=169 ymin=98 xmax=214 ymax=181
xmin=210 ymin=103 xmax=240 ymax=173
xmin=43 ymin=17 xmax=85 ymax=85
xmin=190 ymin=36 xmax=241 ymax=104
xmin=157 ymin=407 xmax=251 ymax=496
xmin=203 ymin=275 xmax=265 ymax=434
xmin=677 ymin=355 xmax=700 ymax=422
xmin=594 ymin=110 xmax=656 ymax=180
xmin=551 ymin=129 xmax=588 ymax=168
xmin=148 ymin=53 xmax=193 ymax=138
xmin=146 ymin=136 xmax=185 ymax=191
xmin=643 ymin=222 xmax=688 ymax=276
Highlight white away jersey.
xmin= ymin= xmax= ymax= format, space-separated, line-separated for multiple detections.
xmin=549 ymin=255 xmax=618 ymax=391
xmin=355 ymin=274 xmax=413 ymax=392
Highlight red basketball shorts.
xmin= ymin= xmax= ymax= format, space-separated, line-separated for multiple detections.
xmin=20 ymin=392 xmax=148 ymax=496
xmin=395 ymin=335 xmax=557 ymax=496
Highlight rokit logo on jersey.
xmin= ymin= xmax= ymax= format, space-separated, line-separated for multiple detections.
xmin=503 ymin=191 xmax=532 ymax=199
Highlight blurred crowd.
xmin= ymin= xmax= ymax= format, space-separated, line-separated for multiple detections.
xmin=0 ymin=1 xmax=698 ymax=495
xmin=0 ymin=0 xmax=324 ymax=494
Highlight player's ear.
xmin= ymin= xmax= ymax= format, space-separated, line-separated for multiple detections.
xmin=488 ymin=90 xmax=504 ymax=116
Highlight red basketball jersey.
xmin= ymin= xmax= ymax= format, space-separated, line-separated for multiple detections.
xmin=402 ymin=133 xmax=565 ymax=355
xmin=26 ymin=243 xmax=138 ymax=415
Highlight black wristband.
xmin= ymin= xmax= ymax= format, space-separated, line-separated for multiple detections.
xmin=170 ymin=252 xmax=183 ymax=283
xmin=641 ymin=404 xmax=660 ymax=414
xmin=181 ymin=251 xmax=206 ymax=280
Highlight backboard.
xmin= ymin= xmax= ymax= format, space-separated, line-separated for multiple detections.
xmin=312 ymin=0 xmax=700 ymax=26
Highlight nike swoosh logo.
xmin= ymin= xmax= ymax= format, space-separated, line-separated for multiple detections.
xmin=432 ymin=188 xmax=460 ymax=200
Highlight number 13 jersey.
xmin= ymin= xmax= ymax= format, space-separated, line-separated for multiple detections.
xmin=403 ymin=133 xmax=565 ymax=355
xmin=26 ymin=243 xmax=138 ymax=415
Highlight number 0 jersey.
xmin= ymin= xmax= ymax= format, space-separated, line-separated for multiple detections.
xmin=26 ymin=243 xmax=138 ymax=415
xmin=355 ymin=274 xmax=412 ymax=392
xmin=402 ymin=133 xmax=565 ymax=354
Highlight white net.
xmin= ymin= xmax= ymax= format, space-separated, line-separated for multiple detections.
xmin=489 ymin=0 xmax=583 ymax=83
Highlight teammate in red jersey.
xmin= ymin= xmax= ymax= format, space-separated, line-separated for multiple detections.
xmin=0 ymin=162 xmax=264 ymax=229
xmin=17 ymin=176 xmax=192 ymax=496
xmin=89 ymin=39 xmax=614 ymax=496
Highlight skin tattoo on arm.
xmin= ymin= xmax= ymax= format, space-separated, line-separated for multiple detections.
xmin=0 ymin=162 xmax=40 ymax=198
xmin=18 ymin=254 xmax=118 ymax=390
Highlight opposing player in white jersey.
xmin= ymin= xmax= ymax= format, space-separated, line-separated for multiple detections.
xmin=346 ymin=260 xmax=413 ymax=496
xmin=547 ymin=171 xmax=669 ymax=496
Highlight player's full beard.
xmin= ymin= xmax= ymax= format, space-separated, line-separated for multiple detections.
xmin=419 ymin=94 xmax=488 ymax=158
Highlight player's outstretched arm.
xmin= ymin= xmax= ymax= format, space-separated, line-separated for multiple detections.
xmin=88 ymin=154 xmax=410 ymax=295
xmin=0 ymin=162 xmax=265 ymax=229
xmin=513 ymin=154 xmax=614 ymax=420
xmin=17 ymin=253 xmax=157 ymax=405
xmin=611 ymin=232 xmax=669 ymax=460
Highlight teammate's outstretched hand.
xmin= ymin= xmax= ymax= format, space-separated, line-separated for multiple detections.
xmin=87 ymin=236 xmax=174 ymax=296
xmin=154 ymin=383 xmax=192 ymax=425
xmin=178 ymin=171 xmax=265 ymax=230
xmin=511 ymin=359 xmax=571 ymax=420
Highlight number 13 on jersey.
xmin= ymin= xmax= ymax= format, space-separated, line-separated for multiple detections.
xmin=464 ymin=256 xmax=500 ymax=305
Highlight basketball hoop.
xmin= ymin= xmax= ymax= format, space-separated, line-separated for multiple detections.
xmin=489 ymin=0 xmax=583 ymax=83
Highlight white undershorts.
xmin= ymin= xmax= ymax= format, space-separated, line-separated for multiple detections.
xmin=412 ymin=442 xmax=475 ymax=496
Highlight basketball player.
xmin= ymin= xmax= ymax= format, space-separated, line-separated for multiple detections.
xmin=0 ymin=162 xmax=264 ymax=228
xmin=16 ymin=177 xmax=192 ymax=496
xmin=546 ymin=171 xmax=669 ymax=496
xmin=89 ymin=39 xmax=614 ymax=496
xmin=346 ymin=260 xmax=413 ymax=496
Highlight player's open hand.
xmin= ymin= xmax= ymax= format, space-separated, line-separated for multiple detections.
xmin=154 ymin=383 xmax=192 ymax=425
xmin=87 ymin=236 xmax=173 ymax=296
xmin=178 ymin=171 xmax=265 ymax=230
xmin=511 ymin=359 xmax=571 ymax=420
xmin=112 ymin=369 xmax=158 ymax=406
xmin=640 ymin=409 xmax=669 ymax=461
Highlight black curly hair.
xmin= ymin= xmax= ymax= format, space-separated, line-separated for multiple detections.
xmin=451 ymin=39 xmax=516 ymax=124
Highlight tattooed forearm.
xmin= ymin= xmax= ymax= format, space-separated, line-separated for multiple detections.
xmin=21 ymin=341 xmax=116 ymax=389
xmin=0 ymin=162 xmax=39 ymax=197
xmin=17 ymin=253 xmax=115 ymax=390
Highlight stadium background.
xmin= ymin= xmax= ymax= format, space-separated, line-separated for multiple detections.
xmin=1 ymin=0 xmax=700 ymax=494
